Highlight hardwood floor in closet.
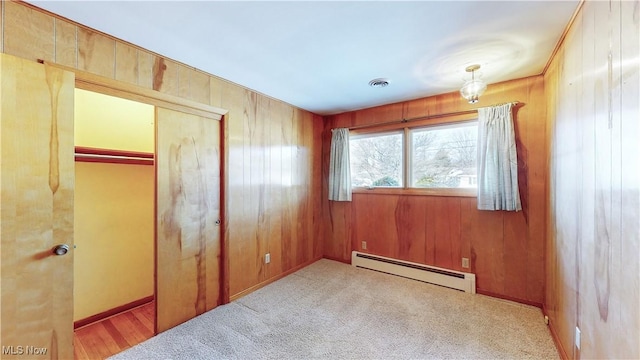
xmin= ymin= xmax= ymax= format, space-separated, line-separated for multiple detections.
xmin=74 ymin=302 xmax=154 ymax=360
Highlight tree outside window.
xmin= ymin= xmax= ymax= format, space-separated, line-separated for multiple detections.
xmin=411 ymin=123 xmax=477 ymax=188
xmin=349 ymin=131 xmax=402 ymax=187
xmin=349 ymin=121 xmax=477 ymax=189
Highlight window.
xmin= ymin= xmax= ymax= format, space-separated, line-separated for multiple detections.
xmin=349 ymin=120 xmax=477 ymax=192
xmin=410 ymin=122 xmax=477 ymax=188
xmin=350 ymin=131 xmax=403 ymax=187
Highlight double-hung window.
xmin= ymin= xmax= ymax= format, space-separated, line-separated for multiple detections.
xmin=349 ymin=119 xmax=477 ymax=195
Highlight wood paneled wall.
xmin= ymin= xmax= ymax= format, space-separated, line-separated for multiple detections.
xmin=1 ymin=1 xmax=323 ymax=302
xmin=221 ymin=86 xmax=324 ymax=299
xmin=322 ymin=76 xmax=548 ymax=305
xmin=544 ymin=0 xmax=640 ymax=358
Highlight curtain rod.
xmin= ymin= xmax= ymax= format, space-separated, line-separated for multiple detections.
xmin=341 ymin=101 xmax=519 ymax=131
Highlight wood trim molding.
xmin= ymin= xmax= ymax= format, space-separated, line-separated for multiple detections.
xmin=543 ymin=305 xmax=570 ymax=360
xmin=40 ymin=60 xmax=228 ymax=121
xmin=229 ymin=257 xmax=323 ymax=302
xmin=542 ymin=0 xmax=585 ymax=75
xmin=75 ymin=146 xmax=154 ymax=166
xmin=476 ymin=289 xmax=543 ymax=308
xmin=322 ymin=255 xmax=351 ymax=265
xmin=220 ymin=115 xmax=230 ymax=305
xmin=351 ymin=187 xmax=477 ymax=198
xmin=74 ymin=295 xmax=154 ymax=330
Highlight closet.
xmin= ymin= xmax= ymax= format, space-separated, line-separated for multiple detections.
xmin=73 ymin=89 xmax=155 ymax=328
xmin=0 ymin=54 xmax=225 ymax=357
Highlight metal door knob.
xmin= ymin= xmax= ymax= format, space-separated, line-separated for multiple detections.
xmin=52 ymin=244 xmax=70 ymax=256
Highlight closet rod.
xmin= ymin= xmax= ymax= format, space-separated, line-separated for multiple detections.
xmin=75 ymin=146 xmax=154 ymax=166
xmin=342 ymin=101 xmax=519 ymax=131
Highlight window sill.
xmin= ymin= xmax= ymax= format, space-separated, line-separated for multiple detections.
xmin=351 ymin=187 xmax=477 ymax=198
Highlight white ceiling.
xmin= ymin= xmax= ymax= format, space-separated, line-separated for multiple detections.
xmin=30 ymin=1 xmax=579 ymax=115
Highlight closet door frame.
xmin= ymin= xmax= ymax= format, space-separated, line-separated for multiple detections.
xmin=45 ymin=62 xmax=229 ymax=336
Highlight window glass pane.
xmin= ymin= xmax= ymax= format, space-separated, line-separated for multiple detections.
xmin=410 ymin=122 xmax=477 ymax=188
xmin=349 ymin=131 xmax=403 ymax=187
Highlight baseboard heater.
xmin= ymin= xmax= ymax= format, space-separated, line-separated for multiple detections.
xmin=351 ymin=251 xmax=476 ymax=294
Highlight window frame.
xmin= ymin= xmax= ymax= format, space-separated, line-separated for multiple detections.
xmin=349 ymin=113 xmax=478 ymax=197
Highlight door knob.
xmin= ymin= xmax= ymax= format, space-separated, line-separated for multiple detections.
xmin=52 ymin=244 xmax=70 ymax=256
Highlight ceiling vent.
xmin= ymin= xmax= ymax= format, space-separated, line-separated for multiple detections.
xmin=368 ymin=78 xmax=390 ymax=88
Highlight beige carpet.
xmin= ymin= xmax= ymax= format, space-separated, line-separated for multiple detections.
xmin=110 ymin=259 xmax=558 ymax=359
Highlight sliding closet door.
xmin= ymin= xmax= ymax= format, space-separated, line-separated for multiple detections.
xmin=0 ymin=54 xmax=75 ymax=358
xmin=155 ymin=107 xmax=222 ymax=333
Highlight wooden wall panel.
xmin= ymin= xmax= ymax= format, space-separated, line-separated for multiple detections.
xmin=54 ymin=19 xmax=77 ymax=68
xmin=618 ymin=0 xmax=640 ymax=356
xmin=280 ymin=96 xmax=295 ymax=272
xmin=205 ymin=67 xmax=322 ymax=300
xmin=354 ymin=194 xmax=400 ymax=258
xmin=300 ymin=110 xmax=314 ymax=262
xmin=243 ymin=90 xmax=261 ymax=285
xmin=152 ymin=57 xmax=179 ymax=96
xmin=323 ymin=76 xmax=547 ymax=305
xmin=502 ymin=211 xmax=528 ymax=301
xmin=461 ymin=198 xmax=505 ymax=295
xmin=190 ymin=70 xmax=211 ymax=105
xmin=77 ymin=28 xmax=115 ymax=78
xmin=252 ymin=93 xmax=268 ymax=283
xmin=288 ymin=104 xmax=301 ymax=271
xmin=354 ymin=102 xmax=403 ymax=126
xmin=4 ymin=1 xmax=54 ymax=62
xmin=312 ymin=115 xmax=325 ymax=259
xmin=178 ymin=64 xmax=191 ymax=99
xmin=401 ymin=97 xmax=429 ymax=119
xmin=137 ymin=50 xmax=155 ymax=89
xmin=297 ymin=112 xmax=309 ymax=263
xmin=0 ymin=2 xmax=3 ymax=52
xmin=396 ymin=196 xmax=426 ymax=264
xmin=266 ymin=98 xmax=285 ymax=278
xmin=224 ymin=87 xmax=321 ymax=300
xmin=545 ymin=0 xmax=640 ymax=358
xmin=524 ymin=76 xmax=547 ymax=301
xmin=544 ymin=38 xmax=561 ymax=358
xmin=229 ymin=87 xmax=255 ymax=295
xmin=428 ymin=197 xmax=462 ymax=271
xmin=209 ymin=76 xmax=224 ymax=108
xmin=115 ymin=42 xmax=138 ymax=85
xmin=219 ymin=81 xmax=246 ymax=299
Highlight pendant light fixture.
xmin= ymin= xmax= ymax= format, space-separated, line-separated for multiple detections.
xmin=460 ymin=64 xmax=487 ymax=104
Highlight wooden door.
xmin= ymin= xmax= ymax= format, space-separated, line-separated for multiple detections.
xmin=155 ymin=107 xmax=221 ymax=333
xmin=0 ymin=54 xmax=75 ymax=358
